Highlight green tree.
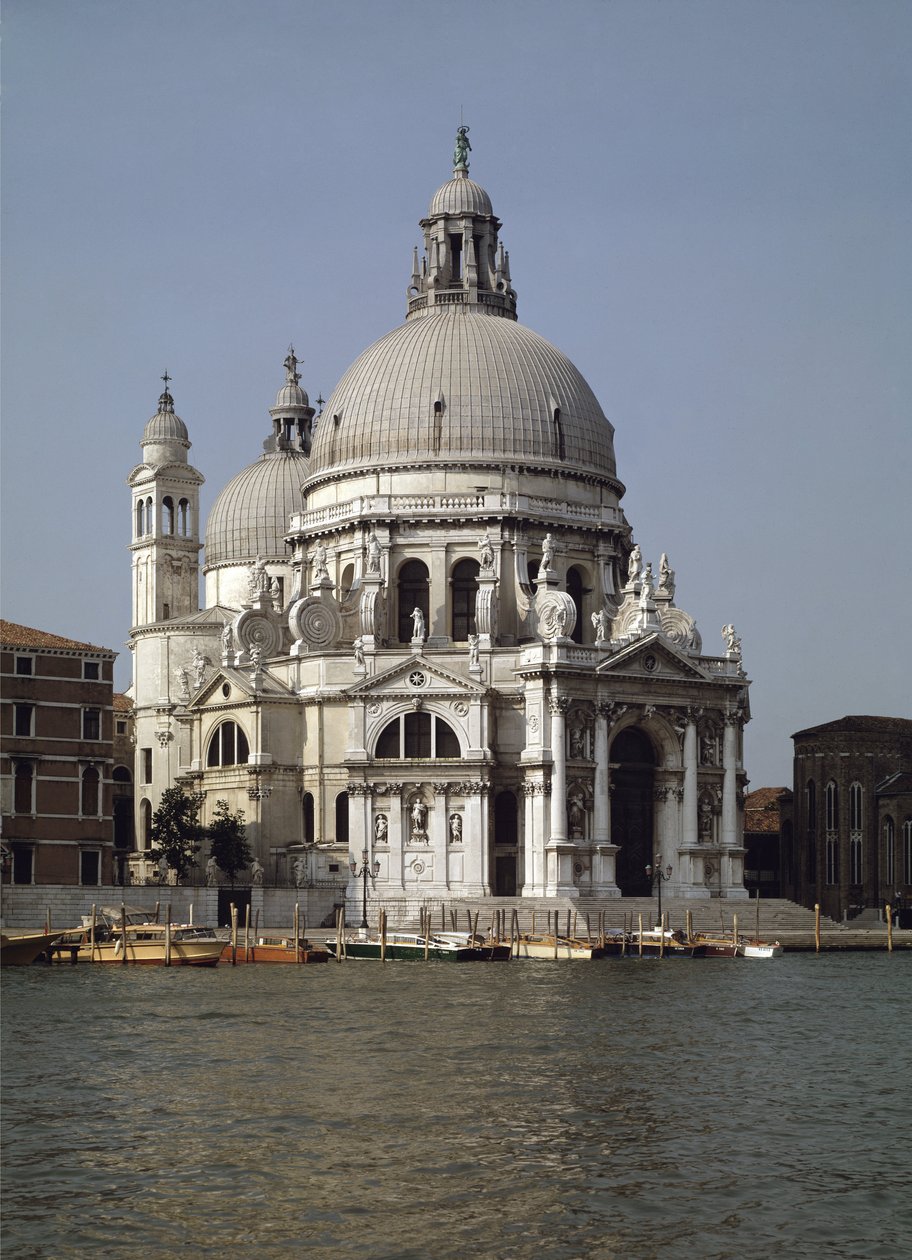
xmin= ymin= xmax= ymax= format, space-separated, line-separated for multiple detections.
xmin=207 ymin=799 xmax=252 ymax=886
xmin=149 ymin=786 xmax=204 ymax=883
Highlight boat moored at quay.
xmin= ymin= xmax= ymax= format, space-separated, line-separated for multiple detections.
xmin=326 ymin=931 xmax=509 ymax=961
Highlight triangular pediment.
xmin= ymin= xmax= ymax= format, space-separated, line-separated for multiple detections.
xmin=596 ymin=633 xmax=710 ymax=681
xmin=345 ymin=655 xmax=486 ymax=699
xmin=191 ymin=666 xmax=295 ymax=707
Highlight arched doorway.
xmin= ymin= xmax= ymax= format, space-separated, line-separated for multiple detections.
xmin=493 ymin=790 xmax=518 ymax=895
xmin=610 ymin=727 xmax=656 ymax=895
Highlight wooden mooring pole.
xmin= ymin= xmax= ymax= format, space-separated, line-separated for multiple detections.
xmin=814 ymin=903 xmax=821 ymax=953
xmin=886 ymin=903 xmax=893 ymax=953
xmin=164 ymin=903 xmax=172 ymax=967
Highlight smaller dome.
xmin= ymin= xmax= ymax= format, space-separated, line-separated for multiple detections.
xmin=429 ymin=172 xmax=493 ymax=218
xmin=274 ymin=379 xmax=309 ymax=411
xmin=205 ymin=448 xmax=310 ymax=567
xmin=142 ymin=390 xmax=189 ymax=444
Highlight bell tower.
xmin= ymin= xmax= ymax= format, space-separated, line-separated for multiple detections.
xmin=128 ymin=376 xmax=204 ymax=627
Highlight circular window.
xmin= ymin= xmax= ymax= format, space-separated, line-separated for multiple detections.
xmin=408 ymin=670 xmax=427 ymax=689
xmin=222 ymin=683 xmax=231 ymax=698
xmin=643 ymin=654 xmax=658 ymax=673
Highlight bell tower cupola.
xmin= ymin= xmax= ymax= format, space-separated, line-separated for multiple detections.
xmin=407 ymin=128 xmax=517 ymax=320
xmin=128 ymin=375 xmax=204 ymax=627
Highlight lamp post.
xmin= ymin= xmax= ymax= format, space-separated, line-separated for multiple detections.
xmin=350 ymin=849 xmax=381 ymax=929
xmin=645 ymin=856 xmax=673 ymax=927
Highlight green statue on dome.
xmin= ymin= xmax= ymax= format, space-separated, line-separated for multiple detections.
xmin=454 ymin=125 xmax=471 ymax=170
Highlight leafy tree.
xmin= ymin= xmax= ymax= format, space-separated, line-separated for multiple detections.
xmin=149 ymin=786 xmax=204 ymax=883
xmin=207 ymin=799 xmax=252 ymax=886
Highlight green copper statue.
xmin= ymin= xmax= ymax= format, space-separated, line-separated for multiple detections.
xmin=454 ymin=125 xmax=471 ymax=170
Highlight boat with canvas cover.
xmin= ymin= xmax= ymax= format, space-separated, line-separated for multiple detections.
xmin=511 ymin=933 xmax=605 ymax=960
xmin=58 ymin=908 xmax=222 ymax=966
xmin=326 ymin=930 xmax=497 ymax=961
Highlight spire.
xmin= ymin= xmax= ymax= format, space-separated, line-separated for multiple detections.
xmin=158 ymin=370 xmax=175 ymax=413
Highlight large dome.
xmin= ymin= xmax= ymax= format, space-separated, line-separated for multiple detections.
xmin=307 ymin=308 xmax=617 ymax=484
xmin=205 ymin=448 xmax=309 ymax=566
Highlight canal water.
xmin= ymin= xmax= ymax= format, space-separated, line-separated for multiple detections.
xmin=2 ymin=953 xmax=910 ymax=1260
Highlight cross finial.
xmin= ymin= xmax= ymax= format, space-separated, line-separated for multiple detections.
xmin=161 ymin=370 xmax=172 ymax=389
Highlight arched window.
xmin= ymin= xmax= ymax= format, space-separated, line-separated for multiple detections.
xmin=903 ymin=819 xmax=912 ymax=885
xmin=335 ymin=792 xmax=349 ymax=846
xmin=14 ymin=763 xmax=34 ymax=814
xmin=883 ymin=817 xmax=895 ymax=886
xmin=162 ymin=496 xmax=175 ymax=535
xmin=81 ymin=766 xmax=100 ymax=817
xmin=450 ymin=558 xmax=479 ymax=641
xmin=206 ymin=721 xmax=250 ymax=768
xmin=374 ymin=712 xmax=461 ymax=759
xmin=178 ymin=499 xmax=191 ymax=536
xmin=494 ymin=791 xmax=518 ymax=846
xmin=140 ymin=798 xmax=152 ymax=850
xmin=340 ymin=564 xmax=355 ymax=603
xmin=849 ymin=836 xmax=863 ymax=885
xmin=302 ymin=792 xmax=314 ymax=844
xmin=566 ymin=567 xmax=585 ymax=644
xmin=825 ymin=781 xmax=839 ymax=832
xmin=145 ymin=497 xmax=154 ymax=535
xmin=849 ymin=782 xmax=863 ymax=831
xmin=135 ymin=500 xmax=144 ymax=537
xmin=398 ymin=559 xmax=429 ymax=643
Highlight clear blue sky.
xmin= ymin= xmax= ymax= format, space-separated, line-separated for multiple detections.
xmin=3 ymin=0 xmax=910 ymax=788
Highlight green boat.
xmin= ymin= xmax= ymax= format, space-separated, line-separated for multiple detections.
xmin=326 ymin=930 xmax=498 ymax=961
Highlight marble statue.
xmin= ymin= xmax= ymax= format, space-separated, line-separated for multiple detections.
xmin=311 ymin=543 xmax=329 ymax=582
xmin=251 ymin=858 xmax=264 ymax=886
xmin=293 ymin=856 xmax=306 ymax=888
xmin=411 ymin=606 xmax=426 ymax=641
xmin=722 ymin=624 xmax=742 ymax=656
xmin=479 ymin=533 xmax=495 ymax=571
xmin=411 ymin=801 xmax=427 ymax=837
xmin=538 ymin=533 xmax=554 ymax=577
xmin=374 ymin=814 xmax=388 ymax=844
xmin=448 ymin=813 xmax=463 ymax=843
xmin=353 ymin=637 xmax=365 ymax=668
xmin=367 ymin=532 xmax=382 ymax=574
xmin=206 ymin=856 xmax=218 ymax=887
xmin=454 ymin=125 xmax=471 ymax=168
xmin=627 ymin=544 xmax=642 ymax=584
xmin=221 ymin=623 xmax=233 ymax=654
xmin=192 ymin=647 xmax=207 ymax=689
xmin=591 ymin=609 xmax=608 ymax=641
xmin=468 ymin=633 xmax=480 ymax=668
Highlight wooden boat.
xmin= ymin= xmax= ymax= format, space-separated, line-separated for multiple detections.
xmin=433 ymin=931 xmax=512 ymax=960
xmin=326 ymin=930 xmax=497 ymax=961
xmin=58 ymin=914 xmax=222 ymax=966
xmin=626 ymin=928 xmax=707 ymax=958
xmin=738 ymin=939 xmax=784 ymax=958
xmin=511 ymin=933 xmax=605 ymax=960
xmin=691 ymin=932 xmax=740 ymax=958
xmin=220 ymin=936 xmax=329 ymax=964
xmin=1 ymin=929 xmax=63 ymax=966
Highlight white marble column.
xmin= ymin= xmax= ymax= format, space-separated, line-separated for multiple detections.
xmin=682 ymin=710 xmax=699 ymax=847
xmin=721 ymin=715 xmax=739 ymax=847
xmin=549 ymin=697 xmax=568 ymax=843
xmin=593 ymin=706 xmax=610 ymax=845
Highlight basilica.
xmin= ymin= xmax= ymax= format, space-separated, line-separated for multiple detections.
xmin=128 ymin=135 xmax=751 ymax=906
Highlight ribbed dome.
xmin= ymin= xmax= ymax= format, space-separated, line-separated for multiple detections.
xmin=429 ymin=173 xmax=493 ymax=218
xmin=205 ymin=449 xmax=309 ymax=566
xmin=143 ymin=391 xmax=188 ymax=444
xmin=307 ymin=308 xmax=617 ymax=483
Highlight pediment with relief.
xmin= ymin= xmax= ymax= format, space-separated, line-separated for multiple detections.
xmin=344 ymin=655 xmax=486 ymax=700
xmin=191 ymin=666 xmax=295 ymax=708
xmin=596 ymin=634 xmax=709 ymax=682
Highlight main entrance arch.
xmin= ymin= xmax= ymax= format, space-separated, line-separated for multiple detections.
xmin=610 ymin=727 xmax=656 ymax=896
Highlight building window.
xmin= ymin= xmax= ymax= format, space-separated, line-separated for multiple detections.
xmin=80 ymin=850 xmax=101 ymax=886
xmin=141 ymin=748 xmax=153 ymax=785
xmin=179 ymin=498 xmax=191 ymax=536
xmin=83 ymin=708 xmax=101 ymax=740
xmin=567 ymin=567 xmax=585 ymax=644
xmin=450 ymin=558 xmax=479 ymax=641
xmin=825 ymin=836 xmax=839 ymax=886
xmin=375 ymin=713 xmax=460 ymax=759
xmin=398 ymin=559 xmax=429 ymax=644
xmin=135 ymin=499 xmax=144 ymax=537
xmin=884 ymin=818 xmax=895 ymax=887
xmin=14 ymin=704 xmax=34 ymax=737
xmin=335 ymin=792 xmax=349 ymax=846
xmin=140 ymin=799 xmax=152 ymax=850
xmin=14 ymin=763 xmax=34 ymax=814
xmin=81 ymin=766 xmax=100 ymax=817
xmin=849 ymin=836 xmax=863 ymax=886
xmin=302 ymin=792 xmax=314 ymax=844
xmin=825 ymin=781 xmax=838 ymax=831
xmin=83 ymin=661 xmax=100 ymax=680
xmin=15 ymin=655 xmax=33 ymax=676
xmin=163 ymin=496 xmax=175 ymax=535
xmin=849 ymin=781 xmax=863 ymax=831
xmin=116 ymin=719 xmax=127 ymax=736
xmin=904 ymin=820 xmax=912 ymax=885
xmin=206 ymin=721 xmax=250 ymax=768
xmin=145 ymin=497 xmax=154 ymax=534
xmin=12 ymin=845 xmax=34 ymax=885
xmin=805 ymin=779 xmax=816 ymax=830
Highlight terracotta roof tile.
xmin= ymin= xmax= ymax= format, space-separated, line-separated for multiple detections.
xmin=1 ymin=619 xmax=117 ymax=656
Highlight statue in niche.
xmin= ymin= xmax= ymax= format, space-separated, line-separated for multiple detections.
xmin=448 ymin=813 xmax=463 ymax=844
xmin=722 ymin=624 xmax=742 ymax=656
xmin=591 ymin=609 xmax=609 ymax=641
xmin=454 ymin=125 xmax=471 ymax=168
xmin=568 ymin=793 xmax=585 ymax=834
xmin=293 ymin=856 xmax=307 ymax=888
xmin=700 ymin=800 xmax=713 ymax=841
xmin=538 ymin=533 xmax=554 ymax=577
xmin=410 ymin=800 xmax=428 ymax=838
xmin=570 ymin=724 xmax=586 ymax=759
xmin=353 ymin=638 xmax=365 ymax=668
xmin=478 ymin=533 xmax=495 ymax=571
xmin=367 ymin=533 xmax=382 ymax=574
xmin=627 ymin=544 xmax=642 ymax=584
xmin=374 ymin=814 xmax=388 ymax=845
xmin=700 ymin=731 xmax=716 ymax=765
xmin=468 ymin=634 xmax=480 ymax=668
xmin=411 ymin=607 xmax=426 ymax=641
xmin=251 ymin=858 xmax=264 ymax=886
xmin=221 ymin=623 xmax=233 ymax=654
xmin=311 ymin=543 xmax=329 ymax=582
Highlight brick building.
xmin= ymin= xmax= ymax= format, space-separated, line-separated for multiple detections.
xmin=743 ymin=786 xmax=787 ymax=898
xmin=779 ymin=715 xmax=912 ymax=920
xmin=1 ymin=620 xmax=121 ymax=886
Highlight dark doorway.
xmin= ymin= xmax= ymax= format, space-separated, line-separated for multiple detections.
xmin=217 ymin=887 xmax=251 ymax=929
xmin=610 ymin=727 xmax=656 ymax=896
xmin=495 ymin=855 xmax=517 ymax=896
xmin=493 ymin=791 xmax=518 ymax=894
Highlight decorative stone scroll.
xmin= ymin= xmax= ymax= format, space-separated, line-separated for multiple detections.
xmin=288 ymin=594 xmax=342 ymax=653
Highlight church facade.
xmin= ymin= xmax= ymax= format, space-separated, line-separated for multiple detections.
xmin=128 ymin=138 xmax=751 ymax=908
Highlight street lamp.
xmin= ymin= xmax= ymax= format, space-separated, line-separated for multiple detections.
xmin=645 ymin=856 xmax=673 ymax=927
xmin=350 ymin=849 xmax=381 ymax=929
